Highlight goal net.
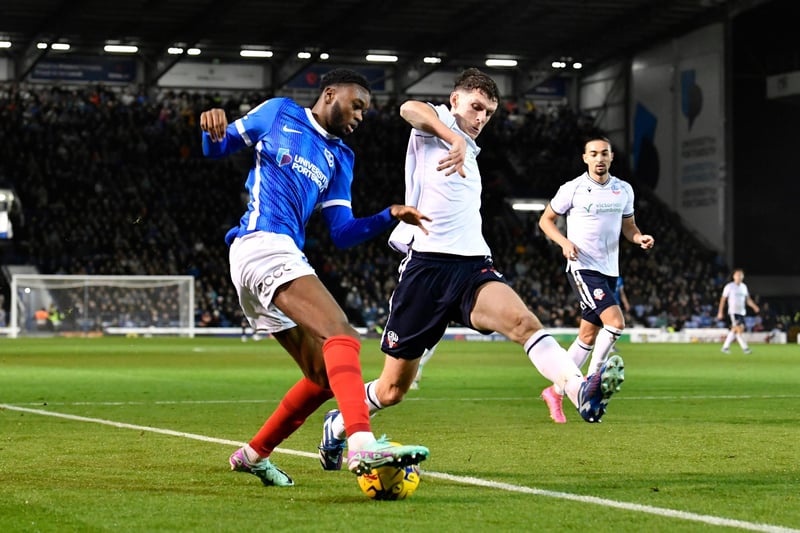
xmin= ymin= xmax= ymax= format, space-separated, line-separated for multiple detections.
xmin=9 ymin=275 xmax=195 ymax=338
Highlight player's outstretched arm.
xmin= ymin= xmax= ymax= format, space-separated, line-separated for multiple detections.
xmin=389 ymin=205 xmax=430 ymax=235
xmin=323 ymin=204 xmax=430 ymax=249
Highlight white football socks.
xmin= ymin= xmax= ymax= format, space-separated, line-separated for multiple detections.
xmin=524 ymin=330 xmax=583 ymax=405
xmin=332 ymin=380 xmax=383 ymax=442
xmin=553 ymin=339 xmax=593 ymax=395
xmin=735 ymin=333 xmax=750 ymax=351
xmin=722 ymin=331 xmax=735 ymax=350
xmin=588 ymin=325 xmax=623 ymax=376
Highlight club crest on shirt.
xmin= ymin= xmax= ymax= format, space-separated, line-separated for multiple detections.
xmin=593 ymin=288 xmax=606 ymax=301
xmin=276 ymin=148 xmax=292 ymax=166
xmin=323 ymin=148 xmax=335 ymax=168
xmin=385 ymin=330 xmax=399 ymax=349
xmin=611 ymin=183 xmax=621 ymax=195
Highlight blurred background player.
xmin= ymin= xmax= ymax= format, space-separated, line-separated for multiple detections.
xmin=615 ymin=275 xmax=631 ymax=325
xmin=717 ymin=268 xmax=759 ymax=354
xmin=200 ymin=68 xmax=430 ymax=486
xmin=318 ymin=69 xmax=625 ymax=471
xmin=410 ymin=344 xmax=437 ymax=390
xmin=240 ymin=315 xmax=263 ymax=342
xmin=609 ymin=274 xmax=631 ymax=354
xmin=538 ymin=136 xmax=654 ymax=423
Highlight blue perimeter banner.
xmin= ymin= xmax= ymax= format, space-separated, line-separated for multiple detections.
xmin=30 ymin=56 xmax=137 ymax=83
xmin=526 ymin=77 xmax=567 ymax=98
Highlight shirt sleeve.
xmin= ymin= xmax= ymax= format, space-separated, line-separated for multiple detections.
xmin=623 ymin=181 xmax=635 ymax=217
xmin=549 ymin=181 xmax=575 ymax=216
xmin=201 ymin=99 xmax=277 ymax=158
xmin=722 ymin=283 xmax=731 ymax=299
xmin=434 ymin=104 xmax=457 ymax=128
xmin=322 ymin=205 xmax=395 ymax=249
xmin=319 ymin=143 xmax=396 ymax=248
xmin=320 ymin=144 xmax=355 ymax=207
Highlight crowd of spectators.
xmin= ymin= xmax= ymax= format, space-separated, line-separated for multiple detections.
xmin=0 ymin=82 xmax=796 ymax=336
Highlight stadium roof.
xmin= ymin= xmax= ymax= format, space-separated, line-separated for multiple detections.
xmin=0 ymin=0 xmax=776 ymax=88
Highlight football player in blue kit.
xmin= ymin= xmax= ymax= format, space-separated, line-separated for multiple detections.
xmin=201 ymin=69 xmax=430 ymax=486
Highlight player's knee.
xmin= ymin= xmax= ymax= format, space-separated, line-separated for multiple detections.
xmin=346 ymin=323 xmax=360 ymax=337
xmin=516 ymin=312 xmax=542 ymax=339
xmin=500 ymin=312 xmax=542 ymax=344
xmin=599 ymin=308 xmax=624 ymax=330
xmin=605 ymin=317 xmax=625 ymax=331
xmin=302 ymin=355 xmax=331 ymax=388
xmin=319 ymin=322 xmax=360 ymax=345
xmin=306 ymin=367 xmax=330 ymax=389
xmin=599 ymin=306 xmax=626 ymax=331
xmin=579 ymin=330 xmax=598 ymax=345
xmin=377 ymin=385 xmax=406 ymax=407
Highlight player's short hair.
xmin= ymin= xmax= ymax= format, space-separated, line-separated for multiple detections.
xmin=453 ymin=68 xmax=499 ymax=102
xmin=583 ymin=135 xmax=612 ymax=152
xmin=320 ymin=69 xmax=371 ymax=93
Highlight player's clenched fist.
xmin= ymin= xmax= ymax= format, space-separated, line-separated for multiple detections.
xmin=200 ymin=109 xmax=228 ymax=142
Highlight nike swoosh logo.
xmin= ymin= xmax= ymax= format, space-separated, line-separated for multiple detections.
xmin=282 ymin=124 xmax=302 ymax=134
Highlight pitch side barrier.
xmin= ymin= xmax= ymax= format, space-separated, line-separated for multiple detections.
xmin=95 ymin=326 xmax=788 ymax=344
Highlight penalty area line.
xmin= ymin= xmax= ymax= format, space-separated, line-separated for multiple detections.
xmin=2 ymin=403 xmax=797 ymax=533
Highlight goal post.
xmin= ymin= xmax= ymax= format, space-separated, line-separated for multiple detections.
xmin=9 ymin=275 xmax=195 ymax=338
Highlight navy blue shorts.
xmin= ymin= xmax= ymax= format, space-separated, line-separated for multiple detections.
xmin=566 ymin=269 xmax=619 ymax=328
xmin=381 ymin=251 xmax=508 ymax=360
xmin=728 ymin=314 xmax=746 ymax=327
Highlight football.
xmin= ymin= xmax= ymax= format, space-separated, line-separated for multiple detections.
xmin=357 ymin=463 xmax=421 ymax=500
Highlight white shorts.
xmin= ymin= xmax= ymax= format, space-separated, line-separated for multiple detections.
xmin=229 ymin=232 xmax=316 ymax=334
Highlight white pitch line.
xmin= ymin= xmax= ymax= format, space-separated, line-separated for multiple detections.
xmin=2 ymin=403 xmax=798 ymax=533
xmin=17 ymin=399 xmax=280 ymax=407
xmin=0 ymin=403 xmax=316 ymax=459
xmin=422 ymin=472 xmax=800 ymax=533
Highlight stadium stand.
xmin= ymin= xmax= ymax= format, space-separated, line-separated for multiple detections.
xmin=0 ymin=83 xmax=796 ymax=336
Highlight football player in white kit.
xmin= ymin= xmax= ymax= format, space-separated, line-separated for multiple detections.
xmin=538 ymin=137 xmax=654 ymax=423
xmin=319 ymin=70 xmax=624 ymax=470
xmin=716 ymin=268 xmax=759 ymax=353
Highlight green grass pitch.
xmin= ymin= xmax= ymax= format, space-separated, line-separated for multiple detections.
xmin=1 ymin=337 xmax=799 ymax=532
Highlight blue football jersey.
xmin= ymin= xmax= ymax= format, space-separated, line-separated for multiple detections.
xmin=203 ymin=97 xmax=355 ymax=249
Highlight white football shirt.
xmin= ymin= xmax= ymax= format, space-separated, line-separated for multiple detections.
xmin=548 ymin=172 xmax=635 ymax=276
xmin=388 ymin=104 xmax=491 ymax=256
xmin=722 ymin=281 xmax=750 ymax=315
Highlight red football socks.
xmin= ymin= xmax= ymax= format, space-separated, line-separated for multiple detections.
xmin=249 ymin=377 xmax=333 ymax=457
xmin=322 ymin=335 xmax=371 ymax=436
